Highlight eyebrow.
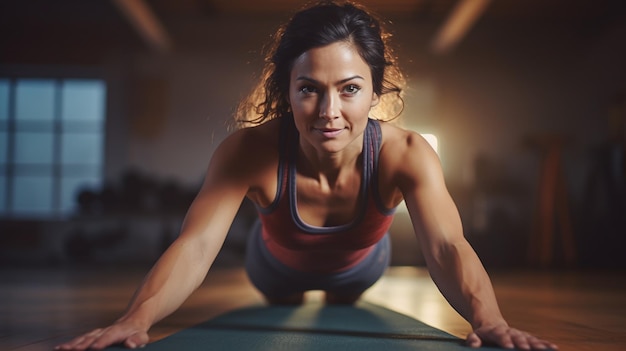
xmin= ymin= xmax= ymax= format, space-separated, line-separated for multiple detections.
xmin=295 ymin=75 xmax=365 ymax=85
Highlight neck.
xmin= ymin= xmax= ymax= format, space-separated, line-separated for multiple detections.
xmin=297 ymin=138 xmax=363 ymax=186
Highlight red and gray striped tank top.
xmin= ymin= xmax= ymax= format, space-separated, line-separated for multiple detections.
xmin=256 ymin=117 xmax=396 ymax=273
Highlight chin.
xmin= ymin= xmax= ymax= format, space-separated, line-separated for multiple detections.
xmin=318 ymin=140 xmax=350 ymax=154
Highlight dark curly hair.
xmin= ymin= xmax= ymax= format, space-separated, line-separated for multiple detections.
xmin=235 ymin=0 xmax=405 ymax=127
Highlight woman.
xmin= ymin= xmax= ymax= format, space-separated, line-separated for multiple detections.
xmin=56 ymin=1 xmax=557 ymax=350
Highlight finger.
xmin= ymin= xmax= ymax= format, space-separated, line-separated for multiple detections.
xmin=55 ymin=340 xmax=80 ymax=351
xmin=524 ymin=335 xmax=549 ymax=350
xmin=500 ymin=336 xmax=515 ymax=349
xmin=511 ymin=332 xmax=531 ymax=350
xmin=481 ymin=325 xmax=515 ymax=349
xmin=55 ymin=337 xmax=86 ymax=351
xmin=465 ymin=332 xmax=482 ymax=348
xmin=55 ymin=337 xmax=81 ymax=350
xmin=90 ymin=328 xmax=133 ymax=350
xmin=530 ymin=337 xmax=559 ymax=350
xmin=57 ymin=329 xmax=104 ymax=351
xmin=493 ymin=328 xmax=515 ymax=349
xmin=74 ymin=332 xmax=107 ymax=351
xmin=125 ymin=332 xmax=150 ymax=349
xmin=62 ymin=336 xmax=98 ymax=351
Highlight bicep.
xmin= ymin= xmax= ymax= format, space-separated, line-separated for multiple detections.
xmin=180 ymin=179 xmax=247 ymax=244
xmin=404 ymin=182 xmax=463 ymax=253
xmin=396 ymin=135 xmax=464 ymax=257
xmin=176 ymin=135 xmax=252 ymax=262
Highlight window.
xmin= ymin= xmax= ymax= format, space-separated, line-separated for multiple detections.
xmin=0 ymin=78 xmax=106 ymax=218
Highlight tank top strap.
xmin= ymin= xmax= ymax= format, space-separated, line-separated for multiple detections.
xmin=257 ymin=117 xmax=293 ymax=214
xmin=367 ymin=119 xmax=395 ymax=215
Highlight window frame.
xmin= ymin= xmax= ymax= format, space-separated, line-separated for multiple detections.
xmin=0 ymin=66 xmax=108 ymax=219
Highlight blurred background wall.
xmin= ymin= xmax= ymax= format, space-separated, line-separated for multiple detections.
xmin=0 ymin=0 xmax=624 ymax=269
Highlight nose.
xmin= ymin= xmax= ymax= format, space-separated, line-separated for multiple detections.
xmin=319 ymin=92 xmax=339 ymax=120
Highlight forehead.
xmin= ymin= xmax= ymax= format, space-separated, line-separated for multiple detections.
xmin=290 ymin=41 xmax=372 ymax=81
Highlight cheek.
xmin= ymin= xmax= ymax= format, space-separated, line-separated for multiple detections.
xmin=290 ymin=97 xmax=317 ymax=116
xmin=347 ymin=98 xmax=375 ymax=117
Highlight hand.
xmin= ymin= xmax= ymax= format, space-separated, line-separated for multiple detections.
xmin=466 ymin=324 xmax=558 ymax=350
xmin=54 ymin=319 xmax=149 ymax=350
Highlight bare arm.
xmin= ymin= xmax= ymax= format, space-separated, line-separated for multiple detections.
xmin=56 ymin=131 xmax=253 ymax=350
xmin=392 ymin=130 xmax=556 ymax=350
xmin=118 ymin=172 xmax=248 ymax=331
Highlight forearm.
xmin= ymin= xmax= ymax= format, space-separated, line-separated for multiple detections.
xmin=118 ymin=236 xmax=215 ymax=329
xmin=119 ymin=179 xmax=245 ymax=329
xmin=426 ymin=240 xmax=506 ymax=329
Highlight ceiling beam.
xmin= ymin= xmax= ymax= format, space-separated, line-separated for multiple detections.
xmin=112 ymin=0 xmax=172 ymax=53
xmin=431 ymin=0 xmax=492 ymax=55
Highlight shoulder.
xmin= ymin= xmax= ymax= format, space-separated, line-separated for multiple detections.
xmin=208 ymin=119 xmax=281 ymax=181
xmin=377 ymin=121 xmax=443 ymax=189
xmin=378 ymin=121 xmax=439 ymax=166
xmin=216 ymin=119 xmax=280 ymax=156
xmin=223 ymin=118 xmax=280 ymax=147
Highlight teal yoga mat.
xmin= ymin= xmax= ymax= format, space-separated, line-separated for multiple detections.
xmin=107 ymin=302 xmax=502 ymax=350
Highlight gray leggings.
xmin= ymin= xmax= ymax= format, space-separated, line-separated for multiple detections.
xmin=245 ymin=222 xmax=391 ymax=299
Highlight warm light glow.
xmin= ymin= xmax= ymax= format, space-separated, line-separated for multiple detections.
xmin=394 ymin=133 xmax=438 ymax=214
xmin=363 ymin=268 xmax=454 ymax=333
xmin=112 ymin=0 xmax=172 ymax=53
xmin=431 ymin=0 xmax=492 ymax=54
xmin=421 ymin=133 xmax=439 ymax=154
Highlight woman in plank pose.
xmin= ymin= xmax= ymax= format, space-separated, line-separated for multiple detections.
xmin=57 ymin=1 xmax=557 ymax=350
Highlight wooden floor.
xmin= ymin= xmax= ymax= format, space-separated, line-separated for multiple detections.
xmin=1 ymin=265 xmax=625 ymax=351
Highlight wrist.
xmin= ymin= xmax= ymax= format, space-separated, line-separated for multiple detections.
xmin=471 ymin=316 xmax=508 ymax=331
xmin=117 ymin=309 xmax=153 ymax=331
xmin=467 ymin=300 xmax=507 ymax=330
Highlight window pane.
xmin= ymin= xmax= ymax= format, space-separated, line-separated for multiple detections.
xmin=60 ymin=176 xmax=101 ymax=214
xmin=0 ymin=79 xmax=9 ymax=121
xmin=0 ymin=131 xmax=7 ymax=164
xmin=15 ymin=79 xmax=55 ymax=121
xmin=0 ymin=175 xmax=6 ymax=213
xmin=62 ymin=80 xmax=106 ymax=122
xmin=13 ymin=175 xmax=53 ymax=214
xmin=2 ymin=77 xmax=107 ymax=218
xmin=15 ymin=132 xmax=54 ymax=164
xmin=61 ymin=133 xmax=103 ymax=165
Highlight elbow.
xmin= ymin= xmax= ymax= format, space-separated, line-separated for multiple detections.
xmin=427 ymin=238 xmax=471 ymax=270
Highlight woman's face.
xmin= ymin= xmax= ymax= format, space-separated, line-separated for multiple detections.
xmin=288 ymin=41 xmax=379 ymax=155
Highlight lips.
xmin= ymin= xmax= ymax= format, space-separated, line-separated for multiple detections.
xmin=315 ymin=128 xmax=345 ymax=138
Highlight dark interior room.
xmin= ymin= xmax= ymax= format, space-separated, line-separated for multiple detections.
xmin=1 ymin=0 xmax=625 ymax=350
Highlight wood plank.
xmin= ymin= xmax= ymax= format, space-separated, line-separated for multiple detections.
xmin=0 ymin=266 xmax=624 ymax=351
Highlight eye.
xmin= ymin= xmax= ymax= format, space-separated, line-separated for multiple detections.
xmin=298 ymin=85 xmax=318 ymax=95
xmin=343 ymin=84 xmax=361 ymax=95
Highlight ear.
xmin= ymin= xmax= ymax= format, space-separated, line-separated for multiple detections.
xmin=370 ymin=93 xmax=380 ymax=108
